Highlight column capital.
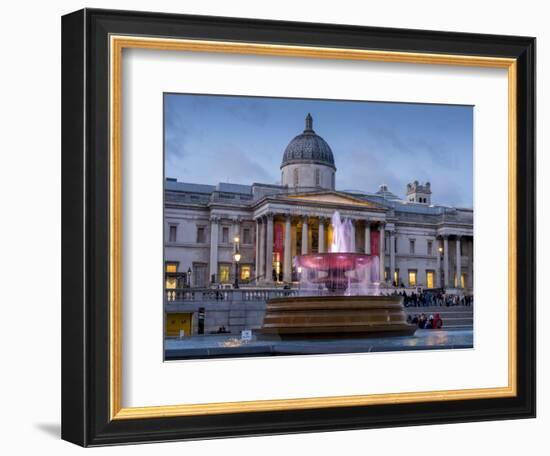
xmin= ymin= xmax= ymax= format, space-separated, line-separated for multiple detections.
xmin=210 ymin=215 xmax=221 ymax=223
xmin=265 ymin=212 xmax=274 ymax=220
xmin=455 ymin=234 xmax=463 ymax=240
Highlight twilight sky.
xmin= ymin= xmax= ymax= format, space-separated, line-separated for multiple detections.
xmin=164 ymin=93 xmax=473 ymax=208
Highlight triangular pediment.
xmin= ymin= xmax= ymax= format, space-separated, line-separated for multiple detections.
xmin=283 ymin=191 xmax=383 ymax=209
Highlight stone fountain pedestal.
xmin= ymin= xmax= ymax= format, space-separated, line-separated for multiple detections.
xmin=260 ymin=294 xmax=416 ymax=339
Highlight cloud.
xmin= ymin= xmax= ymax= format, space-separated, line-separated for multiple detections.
xmin=167 ymin=143 xmax=277 ymax=186
xmin=163 ymin=94 xmax=472 ymax=208
xmin=223 ymin=99 xmax=271 ymax=126
xmin=336 ymin=125 xmax=472 ymax=207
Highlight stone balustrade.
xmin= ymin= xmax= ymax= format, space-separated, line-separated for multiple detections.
xmin=166 ymin=287 xmax=299 ymax=303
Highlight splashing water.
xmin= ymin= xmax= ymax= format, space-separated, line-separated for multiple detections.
xmin=296 ymin=211 xmax=381 ymax=296
xmin=330 ymin=211 xmax=353 ymax=253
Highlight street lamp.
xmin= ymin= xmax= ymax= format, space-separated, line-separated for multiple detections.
xmin=233 ymin=251 xmax=241 ymax=289
xmin=187 ymin=267 xmax=192 ymax=288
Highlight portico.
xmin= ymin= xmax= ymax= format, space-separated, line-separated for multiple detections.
xmin=437 ymin=233 xmax=473 ymax=290
xmin=252 ymin=191 xmax=387 ymax=284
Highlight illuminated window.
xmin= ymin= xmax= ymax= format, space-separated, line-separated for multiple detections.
xmin=165 ymin=262 xmax=178 ymax=289
xmin=426 ymin=271 xmax=434 ymax=288
xmin=218 ymin=264 xmax=231 ymax=283
xmin=384 ymin=268 xmax=389 ymax=281
xmin=453 ymin=272 xmax=467 ymax=288
xmin=169 ymin=225 xmax=177 ymax=242
xmin=408 ymin=270 xmax=417 ymax=287
xmin=394 ymin=269 xmax=399 ymax=286
xmin=240 ymin=265 xmax=251 ymax=281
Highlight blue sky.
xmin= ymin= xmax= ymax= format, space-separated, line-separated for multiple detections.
xmin=164 ymin=93 xmax=473 ymax=208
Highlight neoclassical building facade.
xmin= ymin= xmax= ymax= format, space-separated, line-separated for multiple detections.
xmin=165 ymin=114 xmax=473 ymax=295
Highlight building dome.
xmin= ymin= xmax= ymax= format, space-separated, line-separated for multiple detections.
xmin=281 ymin=114 xmax=336 ymax=170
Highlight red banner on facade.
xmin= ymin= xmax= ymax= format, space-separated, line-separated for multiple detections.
xmin=370 ymin=230 xmax=380 ymax=256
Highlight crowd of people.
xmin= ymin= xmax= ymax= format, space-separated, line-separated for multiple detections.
xmin=385 ymin=290 xmax=474 ymax=307
xmin=407 ymin=313 xmax=443 ymax=329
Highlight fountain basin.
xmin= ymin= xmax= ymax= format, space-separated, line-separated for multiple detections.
xmin=297 ymin=252 xmax=372 ymax=271
xmin=296 ymin=252 xmax=377 ymax=292
xmin=261 ymin=295 xmax=416 ymax=339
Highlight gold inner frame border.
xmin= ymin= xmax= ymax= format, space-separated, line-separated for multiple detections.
xmin=109 ymin=35 xmax=517 ymax=420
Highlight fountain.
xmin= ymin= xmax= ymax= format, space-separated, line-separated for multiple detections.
xmin=261 ymin=211 xmax=416 ymax=338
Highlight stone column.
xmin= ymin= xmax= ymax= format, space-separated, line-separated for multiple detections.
xmin=265 ymin=213 xmax=274 ymax=283
xmin=301 ymin=216 xmax=309 ymax=255
xmin=379 ymin=223 xmax=386 ymax=282
xmin=283 ymin=214 xmax=292 ymax=282
xmin=258 ymin=218 xmax=266 ymax=282
xmin=456 ymin=235 xmax=462 ymax=288
xmin=350 ymin=220 xmax=356 ymax=253
xmin=438 ymin=237 xmax=444 ymax=288
xmin=318 ymin=217 xmax=326 ymax=253
xmin=467 ymin=237 xmax=473 ymax=289
xmin=364 ymin=221 xmax=371 ymax=254
xmin=255 ymin=218 xmax=260 ymax=280
xmin=209 ymin=216 xmax=219 ymax=283
xmin=443 ymin=235 xmax=449 ymax=288
xmin=389 ymin=230 xmax=396 ymax=285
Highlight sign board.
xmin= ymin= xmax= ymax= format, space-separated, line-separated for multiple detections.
xmin=241 ymin=329 xmax=252 ymax=341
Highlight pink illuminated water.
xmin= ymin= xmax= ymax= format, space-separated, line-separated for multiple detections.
xmin=296 ymin=211 xmax=380 ymax=295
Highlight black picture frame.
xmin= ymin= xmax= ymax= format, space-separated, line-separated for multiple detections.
xmin=62 ymin=8 xmax=536 ymax=447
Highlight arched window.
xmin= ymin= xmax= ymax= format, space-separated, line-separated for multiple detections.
xmin=293 ymin=168 xmax=299 ymax=187
xmin=315 ymin=168 xmax=320 ymax=187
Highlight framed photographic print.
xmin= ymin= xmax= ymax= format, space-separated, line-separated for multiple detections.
xmin=61 ymin=8 xmax=536 ymax=447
